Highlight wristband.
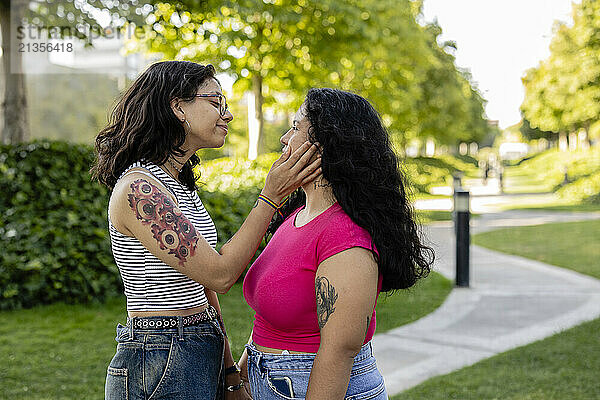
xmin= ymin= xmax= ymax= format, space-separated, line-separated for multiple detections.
xmin=224 ymin=363 xmax=240 ymax=375
xmin=226 ymin=381 xmax=244 ymax=392
xmin=258 ymin=194 xmax=286 ymax=218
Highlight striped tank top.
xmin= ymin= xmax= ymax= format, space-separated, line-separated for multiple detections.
xmin=108 ymin=158 xmax=217 ymax=311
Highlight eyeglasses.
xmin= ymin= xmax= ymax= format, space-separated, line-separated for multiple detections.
xmin=195 ymin=93 xmax=229 ymax=118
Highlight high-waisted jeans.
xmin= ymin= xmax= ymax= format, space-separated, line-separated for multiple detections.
xmin=245 ymin=341 xmax=388 ymax=400
xmin=105 ymin=316 xmax=225 ymax=400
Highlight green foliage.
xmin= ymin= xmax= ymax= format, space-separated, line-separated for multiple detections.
xmin=0 ymin=141 xmax=277 ymax=310
xmin=403 ymin=156 xmax=470 ymax=194
xmin=556 ymin=171 xmax=600 ymax=204
xmin=414 ymin=23 xmax=488 ymax=146
xmin=509 ymin=146 xmax=600 ymax=198
xmin=0 ymin=140 xmax=119 ymax=310
xmin=521 ymin=0 xmax=600 ymax=137
xmin=196 ymin=153 xmax=278 ymax=254
xmin=520 ymin=117 xmax=558 ymax=142
xmin=130 ymin=0 xmax=488 ymax=150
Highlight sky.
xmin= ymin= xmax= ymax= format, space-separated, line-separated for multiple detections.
xmin=421 ymin=0 xmax=579 ymax=130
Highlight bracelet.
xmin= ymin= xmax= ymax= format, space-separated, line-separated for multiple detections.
xmin=257 ymin=194 xmax=288 ymax=218
xmin=224 ymin=363 xmax=240 ymax=375
xmin=226 ymin=381 xmax=244 ymax=392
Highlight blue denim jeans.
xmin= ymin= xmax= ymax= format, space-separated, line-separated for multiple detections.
xmin=105 ymin=316 xmax=225 ymax=400
xmin=245 ymin=341 xmax=388 ymax=400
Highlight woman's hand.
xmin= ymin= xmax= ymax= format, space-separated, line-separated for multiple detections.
xmin=262 ymin=142 xmax=322 ymax=203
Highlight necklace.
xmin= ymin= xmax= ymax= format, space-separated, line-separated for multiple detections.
xmin=166 ymin=157 xmax=182 ymax=173
xmin=161 ymin=158 xmax=199 ymax=212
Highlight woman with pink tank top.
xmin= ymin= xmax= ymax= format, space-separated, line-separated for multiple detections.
xmin=237 ymin=88 xmax=435 ymax=399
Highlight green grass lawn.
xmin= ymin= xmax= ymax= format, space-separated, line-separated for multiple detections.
xmin=416 ymin=210 xmax=453 ymax=223
xmin=0 ymin=273 xmax=451 ymax=399
xmin=499 ymin=200 xmax=600 ymax=213
xmin=393 ymin=219 xmax=600 ymax=400
xmin=473 ymin=220 xmax=600 ymax=279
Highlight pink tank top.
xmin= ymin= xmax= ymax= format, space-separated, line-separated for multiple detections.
xmin=243 ymin=202 xmax=383 ymax=353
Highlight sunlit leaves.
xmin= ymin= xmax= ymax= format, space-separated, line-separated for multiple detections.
xmin=127 ymin=0 xmax=487 ymax=149
xmin=522 ymin=0 xmax=600 ymax=137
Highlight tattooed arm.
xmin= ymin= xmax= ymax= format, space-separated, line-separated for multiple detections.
xmin=109 ymin=143 xmax=321 ymax=294
xmin=305 ymin=247 xmax=378 ymax=400
xmin=110 ymin=175 xmax=270 ymax=293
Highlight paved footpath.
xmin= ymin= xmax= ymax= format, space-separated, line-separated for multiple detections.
xmin=372 ymin=207 xmax=600 ymax=395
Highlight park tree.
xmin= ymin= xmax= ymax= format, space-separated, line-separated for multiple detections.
xmin=1 ymin=0 xmax=28 ymax=144
xmin=129 ymin=0 xmax=488 ymax=156
xmin=412 ymin=21 xmax=488 ymax=152
xmin=128 ymin=0 xmax=373 ymax=156
xmin=519 ymin=116 xmax=557 ymax=143
xmin=562 ymin=0 xmax=599 ymax=146
xmin=521 ymin=0 xmax=600 ymax=150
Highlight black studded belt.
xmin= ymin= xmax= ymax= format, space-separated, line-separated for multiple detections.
xmin=128 ymin=305 xmax=218 ymax=330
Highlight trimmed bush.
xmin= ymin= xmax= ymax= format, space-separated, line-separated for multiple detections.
xmin=402 ymin=156 xmax=468 ymax=194
xmin=512 ymin=145 xmax=600 ymax=191
xmin=196 ymin=154 xmax=279 ymax=270
xmin=0 ymin=140 xmax=117 ymax=310
xmin=556 ymin=170 xmax=600 ymax=204
xmin=0 ymin=141 xmax=278 ymax=310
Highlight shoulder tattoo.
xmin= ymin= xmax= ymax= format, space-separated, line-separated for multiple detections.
xmin=127 ymin=178 xmax=199 ymax=267
xmin=315 ymin=276 xmax=338 ymax=329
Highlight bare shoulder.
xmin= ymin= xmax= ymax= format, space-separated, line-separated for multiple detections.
xmin=109 ymin=169 xmax=178 ymax=237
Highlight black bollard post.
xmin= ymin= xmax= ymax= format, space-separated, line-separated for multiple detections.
xmin=454 ymin=189 xmax=470 ymax=287
xmin=452 ymin=173 xmax=462 ymax=193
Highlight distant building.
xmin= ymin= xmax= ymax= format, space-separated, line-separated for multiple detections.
xmin=17 ymin=25 xmax=153 ymax=85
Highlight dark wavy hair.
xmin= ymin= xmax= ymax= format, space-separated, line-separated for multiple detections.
xmin=267 ymin=88 xmax=434 ymax=292
xmin=90 ymin=61 xmax=217 ymax=191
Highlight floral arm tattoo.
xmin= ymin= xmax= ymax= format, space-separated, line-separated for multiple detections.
xmin=127 ymin=179 xmax=199 ymax=268
xmin=316 ymin=276 xmax=338 ymax=329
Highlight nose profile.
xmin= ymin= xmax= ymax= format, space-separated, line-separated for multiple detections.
xmin=280 ymin=128 xmax=292 ymax=145
xmin=222 ymin=110 xmax=234 ymax=122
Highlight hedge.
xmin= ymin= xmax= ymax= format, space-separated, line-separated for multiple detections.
xmin=0 ymin=140 xmax=278 ymax=310
xmin=0 ymin=140 xmax=117 ymax=310
xmin=556 ymin=170 xmax=600 ymax=204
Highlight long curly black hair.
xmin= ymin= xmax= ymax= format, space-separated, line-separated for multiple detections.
xmin=90 ymin=61 xmax=217 ymax=191
xmin=267 ymin=88 xmax=434 ymax=292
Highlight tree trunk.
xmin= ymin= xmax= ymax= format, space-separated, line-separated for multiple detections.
xmin=581 ymin=123 xmax=592 ymax=150
xmin=568 ymin=131 xmax=578 ymax=151
xmin=558 ymin=131 xmax=568 ymax=152
xmin=253 ymin=74 xmax=264 ymax=155
xmin=0 ymin=1 xmax=29 ymax=144
xmin=247 ymin=74 xmax=264 ymax=159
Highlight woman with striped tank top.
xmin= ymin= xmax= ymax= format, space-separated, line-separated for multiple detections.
xmin=90 ymin=61 xmax=321 ymax=400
